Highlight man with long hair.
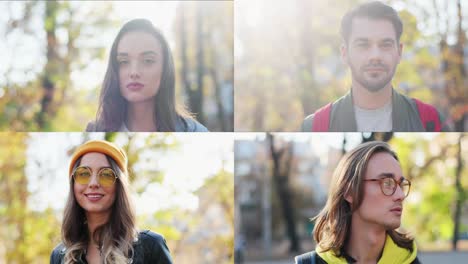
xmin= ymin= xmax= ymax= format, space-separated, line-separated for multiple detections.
xmin=295 ymin=141 xmax=420 ymax=263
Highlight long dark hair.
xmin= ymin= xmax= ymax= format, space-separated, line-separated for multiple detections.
xmin=62 ymin=156 xmax=137 ymax=263
xmin=313 ymin=141 xmax=414 ymax=256
xmin=95 ymin=18 xmax=191 ymax=131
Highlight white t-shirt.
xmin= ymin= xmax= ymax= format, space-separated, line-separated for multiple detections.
xmin=354 ymin=101 xmax=392 ymax=132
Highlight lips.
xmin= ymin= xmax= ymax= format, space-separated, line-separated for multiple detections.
xmin=85 ymin=193 xmax=104 ymax=202
xmin=390 ymin=207 xmax=402 ymax=215
xmin=126 ymin=82 xmax=144 ymax=91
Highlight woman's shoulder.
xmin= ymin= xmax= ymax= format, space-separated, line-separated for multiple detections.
xmin=138 ymin=230 xmax=166 ymax=243
xmin=136 ymin=230 xmax=173 ymax=263
xmin=176 ymin=117 xmax=209 ymax=132
xmin=50 ymin=243 xmax=66 ymax=263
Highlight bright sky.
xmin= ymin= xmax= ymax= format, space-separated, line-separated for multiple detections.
xmin=25 ymin=133 xmax=234 ymax=216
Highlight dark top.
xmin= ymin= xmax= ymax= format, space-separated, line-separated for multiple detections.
xmin=86 ymin=116 xmax=209 ymax=132
xmin=50 ymin=230 xmax=173 ymax=264
xmin=302 ymin=89 xmax=450 ymax=132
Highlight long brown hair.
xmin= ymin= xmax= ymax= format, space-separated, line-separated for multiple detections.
xmin=62 ymin=156 xmax=137 ymax=264
xmin=313 ymin=141 xmax=413 ymax=256
xmin=95 ymin=18 xmax=192 ymax=131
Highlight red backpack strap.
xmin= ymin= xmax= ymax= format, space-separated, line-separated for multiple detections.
xmin=312 ymin=103 xmax=332 ymax=132
xmin=413 ymin=98 xmax=441 ymax=132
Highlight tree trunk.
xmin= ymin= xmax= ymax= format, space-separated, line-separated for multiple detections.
xmin=268 ymin=134 xmax=300 ymax=252
xmin=452 ymin=134 xmax=464 ymax=250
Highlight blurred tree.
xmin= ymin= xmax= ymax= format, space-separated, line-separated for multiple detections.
xmin=174 ymin=1 xmax=233 ymax=131
xmin=0 ymin=1 xmax=116 ymax=131
xmin=391 ymin=133 xmax=468 ymax=249
xmin=267 ymin=133 xmax=300 ymax=252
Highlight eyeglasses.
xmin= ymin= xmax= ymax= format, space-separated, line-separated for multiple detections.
xmin=363 ymin=177 xmax=411 ymax=197
xmin=72 ymin=166 xmax=118 ymax=187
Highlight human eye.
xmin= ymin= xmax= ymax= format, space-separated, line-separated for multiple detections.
xmin=380 ymin=41 xmax=394 ymax=49
xmin=143 ymin=58 xmax=155 ymax=65
xmin=118 ymin=59 xmax=129 ymax=66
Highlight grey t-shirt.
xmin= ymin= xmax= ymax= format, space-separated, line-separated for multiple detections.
xmin=354 ymin=101 xmax=392 ymax=132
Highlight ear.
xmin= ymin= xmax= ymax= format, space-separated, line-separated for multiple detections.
xmin=345 ymin=193 xmax=353 ymax=204
xmin=397 ymin=42 xmax=403 ymax=64
xmin=340 ymin=44 xmax=349 ymax=65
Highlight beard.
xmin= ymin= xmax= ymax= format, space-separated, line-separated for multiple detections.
xmin=349 ymin=61 xmax=396 ymax=92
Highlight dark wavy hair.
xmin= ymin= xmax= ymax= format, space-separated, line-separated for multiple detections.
xmin=341 ymin=1 xmax=403 ymax=45
xmin=313 ymin=141 xmax=414 ymax=256
xmin=94 ymin=18 xmax=191 ymax=131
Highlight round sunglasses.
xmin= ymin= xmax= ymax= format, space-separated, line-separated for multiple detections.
xmin=72 ymin=166 xmax=118 ymax=187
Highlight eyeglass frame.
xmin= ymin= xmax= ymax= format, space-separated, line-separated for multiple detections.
xmin=362 ymin=173 xmax=411 ymax=197
xmin=71 ymin=166 xmax=119 ymax=187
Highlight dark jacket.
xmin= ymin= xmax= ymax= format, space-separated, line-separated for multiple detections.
xmin=295 ymin=250 xmax=422 ymax=264
xmin=301 ymin=89 xmax=450 ymax=132
xmin=86 ymin=116 xmax=209 ymax=132
xmin=50 ymin=230 xmax=173 ymax=264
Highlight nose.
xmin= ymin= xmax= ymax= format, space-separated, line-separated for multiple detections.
xmin=129 ymin=61 xmax=141 ymax=79
xmin=368 ymin=44 xmax=382 ymax=62
xmin=88 ymin=173 xmax=100 ymax=188
xmin=393 ymin=184 xmax=405 ymax=201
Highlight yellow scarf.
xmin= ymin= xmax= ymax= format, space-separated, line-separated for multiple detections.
xmin=316 ymin=235 xmax=417 ymax=264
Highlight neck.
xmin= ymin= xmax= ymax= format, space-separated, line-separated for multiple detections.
xmin=345 ymin=214 xmax=387 ymax=263
xmin=351 ymin=81 xmax=392 ymax=110
xmin=86 ymin=211 xmax=110 ymax=243
xmin=126 ymin=101 xmax=157 ymax=131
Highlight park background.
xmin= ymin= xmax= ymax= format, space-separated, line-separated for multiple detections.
xmin=234 ymin=0 xmax=467 ymax=131
xmin=0 ymin=132 xmax=234 ymax=263
xmin=235 ymin=132 xmax=467 ymax=263
xmin=0 ymin=1 xmax=233 ymax=132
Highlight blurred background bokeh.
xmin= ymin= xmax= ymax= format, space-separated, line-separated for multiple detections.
xmin=234 ymin=132 xmax=468 ymax=263
xmin=0 ymin=0 xmax=233 ymax=131
xmin=0 ymin=132 xmax=234 ymax=263
xmin=234 ymin=0 xmax=468 ymax=131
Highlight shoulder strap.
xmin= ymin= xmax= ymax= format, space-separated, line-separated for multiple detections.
xmin=413 ymin=98 xmax=441 ymax=132
xmin=294 ymin=251 xmax=316 ymax=264
xmin=312 ymin=103 xmax=332 ymax=132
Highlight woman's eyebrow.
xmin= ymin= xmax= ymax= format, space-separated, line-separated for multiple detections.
xmin=140 ymin=51 xmax=158 ymax=56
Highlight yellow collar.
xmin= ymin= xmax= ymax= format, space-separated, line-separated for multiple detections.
xmin=316 ymin=235 xmax=417 ymax=264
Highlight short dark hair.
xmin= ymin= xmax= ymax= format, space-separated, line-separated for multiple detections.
xmin=340 ymin=1 xmax=403 ymax=45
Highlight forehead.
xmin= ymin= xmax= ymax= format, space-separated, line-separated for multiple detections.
xmin=349 ymin=17 xmax=397 ymax=42
xmin=80 ymin=152 xmax=110 ymax=167
xmin=365 ymin=151 xmax=402 ymax=178
xmin=117 ymin=31 xmax=162 ymax=55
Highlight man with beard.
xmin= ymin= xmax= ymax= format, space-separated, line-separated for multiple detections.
xmin=302 ymin=1 xmax=449 ymax=132
xmin=295 ymin=141 xmax=420 ymax=264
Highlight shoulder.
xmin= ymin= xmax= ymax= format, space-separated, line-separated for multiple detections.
xmin=50 ymin=243 xmax=66 ymax=263
xmin=176 ymin=117 xmax=209 ymax=132
xmin=137 ymin=230 xmax=173 ymax=263
xmin=138 ymin=230 xmax=166 ymax=244
xmin=301 ymin=114 xmax=315 ymax=132
xmin=294 ymin=251 xmax=327 ymax=264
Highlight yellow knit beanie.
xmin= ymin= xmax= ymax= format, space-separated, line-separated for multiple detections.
xmin=69 ymin=140 xmax=128 ymax=177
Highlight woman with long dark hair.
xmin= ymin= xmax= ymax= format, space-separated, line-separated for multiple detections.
xmin=50 ymin=140 xmax=173 ymax=264
xmin=86 ymin=19 xmax=208 ymax=132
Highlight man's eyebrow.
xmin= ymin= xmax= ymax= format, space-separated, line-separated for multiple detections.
xmin=381 ymin=38 xmax=396 ymax=44
xmin=353 ymin=38 xmax=369 ymax=44
xmin=378 ymin=173 xmax=406 ymax=181
xmin=378 ymin=172 xmax=396 ymax=178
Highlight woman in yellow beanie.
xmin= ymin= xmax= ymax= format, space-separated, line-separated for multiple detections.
xmin=50 ymin=140 xmax=173 ymax=264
